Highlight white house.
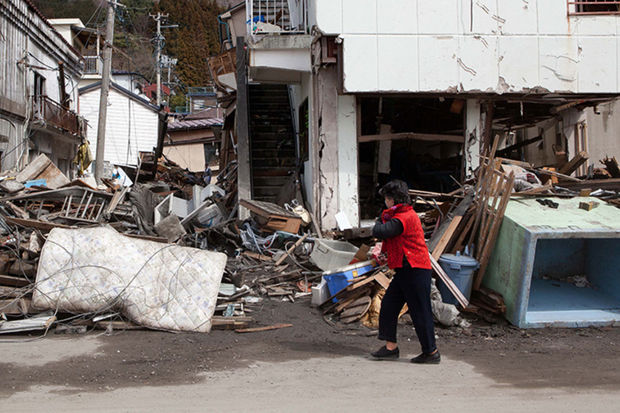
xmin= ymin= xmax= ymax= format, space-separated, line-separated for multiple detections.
xmin=79 ymin=82 xmax=161 ymax=167
xmin=216 ymin=0 xmax=620 ymax=230
xmin=0 ymin=0 xmax=85 ymax=174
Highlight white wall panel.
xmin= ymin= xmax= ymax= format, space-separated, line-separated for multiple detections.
xmin=498 ymin=0 xmax=538 ymax=34
xmin=377 ymin=0 xmax=417 ymax=34
xmin=377 ymin=36 xmax=418 ymax=91
xmin=458 ymin=36 xmax=499 ymax=92
xmin=469 ymin=0 xmax=498 ymax=35
xmin=314 ymin=0 xmax=342 ymax=34
xmin=314 ymin=0 xmax=620 ymax=93
xmin=577 ymin=37 xmax=618 ymax=92
xmin=418 ymin=36 xmax=459 ymax=91
xmin=342 ymin=0 xmax=376 ymax=34
xmin=537 ymin=0 xmax=569 ymax=35
xmin=498 ymin=36 xmax=539 ymax=91
xmin=539 ymin=37 xmax=579 ymax=92
xmin=342 ymin=35 xmax=378 ymax=92
xmin=418 ymin=0 xmax=458 ymax=35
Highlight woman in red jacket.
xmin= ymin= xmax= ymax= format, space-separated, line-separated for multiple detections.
xmin=371 ymin=180 xmax=440 ymax=364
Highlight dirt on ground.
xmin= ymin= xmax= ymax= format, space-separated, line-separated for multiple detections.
xmin=1 ymin=297 xmax=620 ymax=398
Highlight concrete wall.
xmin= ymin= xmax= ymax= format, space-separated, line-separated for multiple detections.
xmin=583 ymin=100 xmax=620 ymax=165
xmin=312 ymin=65 xmax=359 ymax=230
xmin=312 ymin=0 xmax=620 ymax=94
xmin=79 ymin=88 xmax=159 ymax=166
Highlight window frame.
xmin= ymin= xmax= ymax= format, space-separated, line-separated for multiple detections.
xmin=568 ymin=0 xmax=620 ymax=15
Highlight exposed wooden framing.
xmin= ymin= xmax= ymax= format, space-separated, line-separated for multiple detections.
xmin=358 ymin=132 xmax=464 ymax=144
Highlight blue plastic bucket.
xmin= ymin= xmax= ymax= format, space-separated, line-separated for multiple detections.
xmin=323 ymin=261 xmax=375 ymax=303
xmin=437 ymin=253 xmax=479 ymax=305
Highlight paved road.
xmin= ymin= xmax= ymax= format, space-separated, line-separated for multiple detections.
xmin=2 ymin=335 xmax=619 ymax=412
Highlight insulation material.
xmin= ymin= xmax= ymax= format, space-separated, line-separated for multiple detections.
xmin=32 ymin=227 xmax=227 ymax=332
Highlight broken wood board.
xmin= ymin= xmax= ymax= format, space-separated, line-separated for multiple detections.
xmin=559 ymin=151 xmax=589 ymax=177
xmin=16 ymin=154 xmax=70 ymax=189
xmin=430 ymin=254 xmax=469 ymax=308
xmin=4 ymin=217 xmax=73 ymax=232
xmin=358 ymin=132 xmax=464 ymax=144
xmin=339 ymin=296 xmax=371 ymax=324
xmin=235 ymin=323 xmax=292 ymax=333
xmin=240 ymin=199 xmax=302 ymax=234
xmin=0 ymin=275 xmax=31 ymax=288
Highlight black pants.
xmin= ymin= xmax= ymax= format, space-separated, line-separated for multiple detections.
xmin=378 ymin=267 xmax=437 ymax=354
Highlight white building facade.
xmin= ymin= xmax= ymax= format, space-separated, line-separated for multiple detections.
xmin=79 ymin=82 xmax=160 ymax=167
xmin=227 ymin=0 xmax=620 ymax=229
xmin=0 ymin=0 xmax=84 ymax=174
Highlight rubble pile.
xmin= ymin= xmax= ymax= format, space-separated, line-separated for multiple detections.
xmin=1 ymin=137 xmax=619 ymax=336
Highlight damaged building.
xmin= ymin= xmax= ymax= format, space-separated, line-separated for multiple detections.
xmin=211 ymin=0 xmax=620 ymax=230
xmin=0 ymin=0 xmax=86 ymax=176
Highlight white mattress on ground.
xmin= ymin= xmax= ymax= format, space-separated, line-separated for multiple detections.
xmin=32 ymin=227 xmax=227 ymax=332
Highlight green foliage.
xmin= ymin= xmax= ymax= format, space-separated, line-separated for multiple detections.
xmin=32 ymin=0 xmax=223 ymax=88
xmin=156 ymin=0 xmax=223 ymax=87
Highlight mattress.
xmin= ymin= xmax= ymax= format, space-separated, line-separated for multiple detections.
xmin=32 ymin=227 xmax=227 ymax=332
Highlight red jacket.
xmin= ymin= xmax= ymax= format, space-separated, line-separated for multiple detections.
xmin=381 ymin=204 xmax=431 ymax=270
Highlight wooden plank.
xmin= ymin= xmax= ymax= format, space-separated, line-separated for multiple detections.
xmin=558 ymin=178 xmax=620 ymax=191
xmin=359 ymin=132 xmax=464 ymax=144
xmin=242 ymin=251 xmax=272 ymax=261
xmin=16 ymin=153 xmax=52 ymax=182
xmin=430 ymin=254 xmax=469 ymax=308
xmin=431 ymin=215 xmax=462 ymax=260
xmin=235 ymin=323 xmax=293 ymax=333
xmin=274 ymin=233 xmax=309 ymax=265
xmin=0 ymin=286 xmax=28 ymax=298
xmin=4 ymin=201 xmax=29 ymax=219
xmin=4 ymin=216 xmax=72 ymax=232
xmin=0 ymin=275 xmax=30 ymax=288
xmin=559 ymin=151 xmax=589 ymax=176
xmin=373 ymin=272 xmax=391 ymax=290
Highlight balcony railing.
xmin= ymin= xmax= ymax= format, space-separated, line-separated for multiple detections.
xmin=83 ymin=55 xmax=101 ymax=75
xmin=247 ymin=0 xmax=308 ymax=35
xmin=32 ymin=96 xmax=84 ymax=137
xmin=568 ymin=0 xmax=620 ymax=15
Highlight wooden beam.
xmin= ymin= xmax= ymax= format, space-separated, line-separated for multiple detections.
xmin=358 ymin=132 xmax=464 ymax=144
xmin=559 ymin=151 xmax=589 ymax=176
xmin=430 ymin=255 xmax=469 ymax=308
xmin=236 ymin=37 xmax=252 ymax=220
xmin=235 ymin=323 xmax=293 ymax=333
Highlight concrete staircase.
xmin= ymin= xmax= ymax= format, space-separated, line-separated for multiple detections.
xmin=249 ymin=84 xmax=297 ymax=203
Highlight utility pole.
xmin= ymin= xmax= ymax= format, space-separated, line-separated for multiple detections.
xmin=95 ymin=0 xmax=124 ymax=183
xmin=150 ymin=13 xmax=177 ymax=107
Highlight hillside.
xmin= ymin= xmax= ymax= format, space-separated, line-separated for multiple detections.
xmin=32 ymin=0 xmax=224 ymax=88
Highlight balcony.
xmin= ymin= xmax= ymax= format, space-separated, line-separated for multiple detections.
xmin=247 ymin=0 xmax=308 ymax=36
xmin=32 ymin=96 xmax=85 ymax=138
xmin=83 ymin=55 xmax=101 ymax=75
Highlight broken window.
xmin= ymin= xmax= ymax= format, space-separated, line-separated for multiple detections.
xmin=569 ymin=0 xmax=620 ymax=15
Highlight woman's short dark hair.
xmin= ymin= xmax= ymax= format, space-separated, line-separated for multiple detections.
xmin=379 ymin=180 xmax=411 ymax=205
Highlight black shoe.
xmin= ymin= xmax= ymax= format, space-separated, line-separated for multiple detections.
xmin=411 ymin=350 xmax=441 ymax=364
xmin=371 ymin=345 xmax=399 ymax=360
